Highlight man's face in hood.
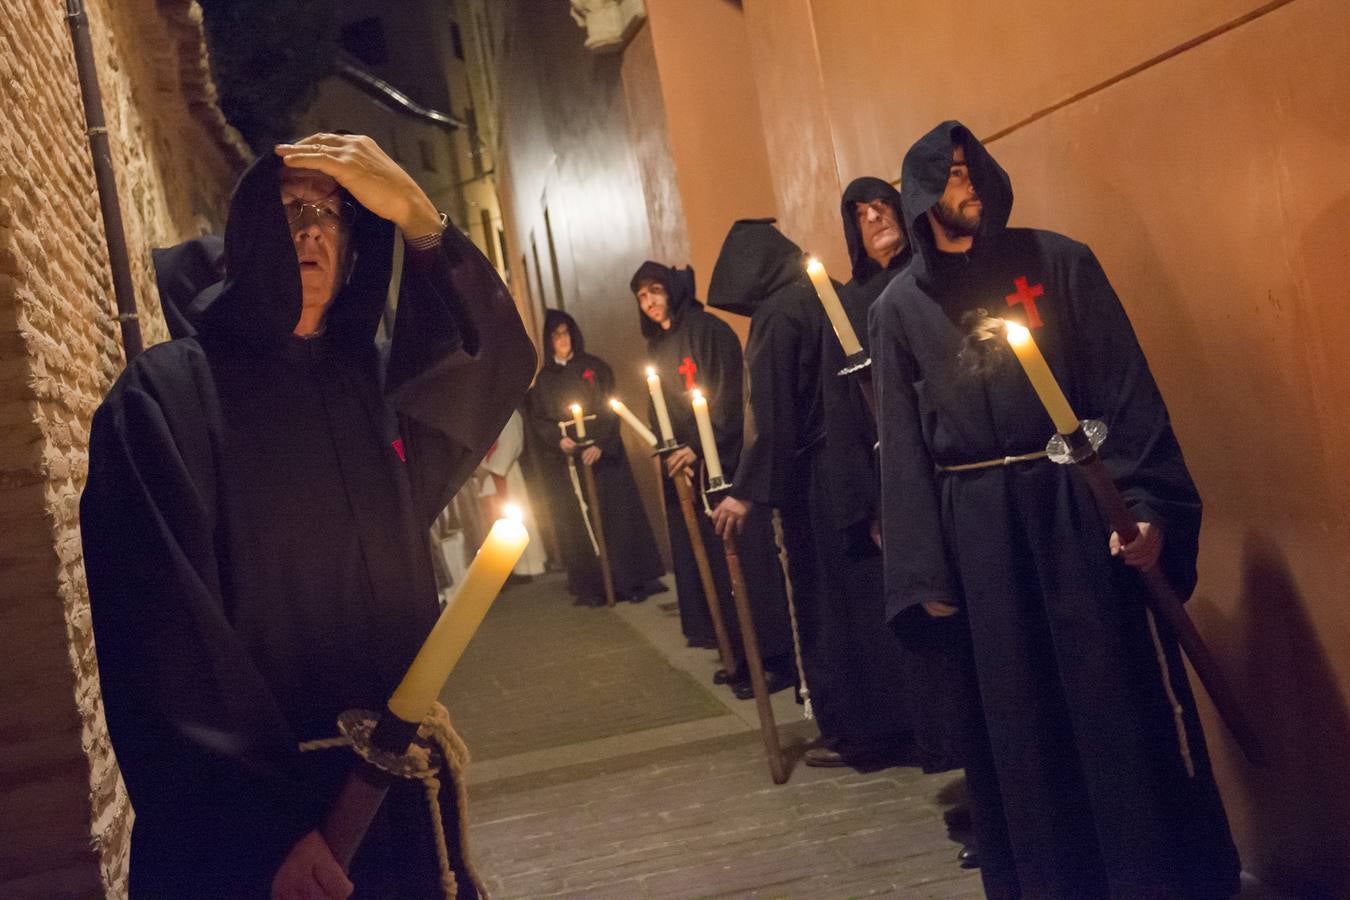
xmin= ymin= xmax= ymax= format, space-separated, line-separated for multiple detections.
xmin=854 ymin=198 xmax=903 ymax=265
xmin=280 ymin=167 xmax=350 ymax=332
xmin=550 ymin=322 xmax=573 ymax=361
xmin=635 ymin=278 xmax=672 ymax=330
xmin=929 ymin=146 xmax=983 ymax=243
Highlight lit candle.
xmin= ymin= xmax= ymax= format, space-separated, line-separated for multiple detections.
xmin=646 ymin=366 xmax=675 ymax=443
xmin=806 ymin=257 xmax=863 ymax=357
xmin=1003 ymin=321 xmax=1080 ymax=434
xmin=690 ymin=388 xmax=723 ymax=481
xmin=610 ymin=397 xmax=658 ymax=447
xmin=569 ymin=402 xmax=587 ymax=439
xmin=387 ymin=506 xmax=530 ymax=723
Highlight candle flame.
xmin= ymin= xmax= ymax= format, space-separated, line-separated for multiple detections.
xmin=645 ymin=365 xmax=657 ymax=378
xmin=691 ymin=388 xmax=705 ymax=402
xmin=503 ymin=503 xmax=524 ymax=523
xmin=608 ymin=398 xmax=621 ymax=410
xmin=805 ymin=257 xmax=824 ymax=274
xmin=569 ymin=402 xmax=582 ymax=415
xmin=1004 ymin=320 xmax=1031 ymax=347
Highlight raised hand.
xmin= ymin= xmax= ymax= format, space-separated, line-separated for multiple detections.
xmin=275 ymin=134 xmax=442 ymax=238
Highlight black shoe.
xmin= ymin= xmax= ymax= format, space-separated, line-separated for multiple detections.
xmin=958 ymin=844 xmax=979 ymax=869
xmin=803 ymin=746 xmax=849 ymax=767
xmin=943 ymin=804 xmax=972 ymax=832
xmin=686 ymin=636 xmax=718 ymax=649
xmin=731 ymin=668 xmax=795 ymax=700
xmin=713 ymin=666 xmax=742 ymax=685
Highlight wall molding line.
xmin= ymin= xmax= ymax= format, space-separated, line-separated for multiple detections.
xmin=982 ymin=0 xmax=1300 ymax=145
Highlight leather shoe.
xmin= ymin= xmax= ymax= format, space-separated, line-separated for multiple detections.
xmin=958 ymin=844 xmax=979 ymax=869
xmin=803 ymin=746 xmax=849 ymax=767
xmin=730 ymin=668 xmax=794 ymax=700
xmin=712 ymin=666 xmax=745 ymax=685
xmin=685 ymin=636 xmax=718 ymax=649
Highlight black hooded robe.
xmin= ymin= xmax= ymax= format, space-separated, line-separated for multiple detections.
xmin=709 ymin=218 xmax=896 ymax=745
xmin=525 ymin=310 xmax=664 ymax=602
xmin=630 ymin=261 xmax=792 ymax=662
xmin=870 ymin=121 xmax=1239 ymax=898
xmin=821 ymin=178 xmax=966 ymax=771
xmin=81 ymin=154 xmax=537 ymax=896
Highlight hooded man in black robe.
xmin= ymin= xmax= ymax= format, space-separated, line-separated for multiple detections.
xmin=870 ymin=120 xmax=1239 ymax=898
xmin=81 ymin=133 xmax=537 ymax=898
xmin=708 ymin=219 xmax=910 ymax=761
xmin=525 ymin=309 xmax=665 ymax=605
xmin=631 ymin=261 xmax=794 ymax=694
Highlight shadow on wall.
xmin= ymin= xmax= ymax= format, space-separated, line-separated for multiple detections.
xmin=1227 ymin=531 xmax=1350 ymax=897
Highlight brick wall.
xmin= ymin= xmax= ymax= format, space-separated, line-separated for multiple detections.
xmin=0 ymin=0 xmax=244 ymax=895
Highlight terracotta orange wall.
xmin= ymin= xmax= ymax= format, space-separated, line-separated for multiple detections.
xmin=643 ymin=0 xmax=779 ymax=313
xmin=799 ymin=0 xmax=1349 ymax=891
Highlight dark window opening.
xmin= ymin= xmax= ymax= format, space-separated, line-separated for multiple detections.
xmin=450 ymin=22 xmax=465 ymax=60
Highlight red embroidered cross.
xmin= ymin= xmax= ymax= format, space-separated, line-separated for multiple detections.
xmin=678 ymin=356 xmax=698 ymax=390
xmin=582 ymin=368 xmax=596 ymax=385
xmin=391 ymin=438 xmax=406 ymax=462
xmin=1005 ymin=276 xmax=1045 ymax=328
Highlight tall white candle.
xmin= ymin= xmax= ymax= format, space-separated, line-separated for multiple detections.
xmin=646 ymin=366 xmax=675 ymax=443
xmin=569 ymin=403 xmax=587 ymax=439
xmin=610 ymin=398 xmax=658 ymax=447
xmin=690 ymin=388 xmax=723 ymax=481
xmin=387 ymin=506 xmax=530 ymax=723
xmin=806 ymin=258 xmax=864 ymax=357
xmin=1004 ymin=321 xmax=1080 ymax=434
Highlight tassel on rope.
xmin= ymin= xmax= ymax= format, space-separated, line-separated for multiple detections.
xmin=771 ymin=509 xmax=813 ymax=721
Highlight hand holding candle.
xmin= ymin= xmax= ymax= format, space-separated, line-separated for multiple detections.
xmin=646 ymin=366 xmax=675 ymax=443
xmin=610 ymin=397 xmax=658 ymax=447
xmin=806 ymin=258 xmax=863 ymax=357
xmin=1003 ymin=321 xmax=1080 ymax=434
xmin=386 ymin=506 xmax=530 ymax=723
xmin=690 ymin=388 xmax=723 ymax=482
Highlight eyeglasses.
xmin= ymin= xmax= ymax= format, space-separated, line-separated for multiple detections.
xmin=282 ymin=198 xmax=356 ymax=233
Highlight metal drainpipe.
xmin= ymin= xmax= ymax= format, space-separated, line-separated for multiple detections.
xmin=66 ymin=0 xmax=143 ymax=361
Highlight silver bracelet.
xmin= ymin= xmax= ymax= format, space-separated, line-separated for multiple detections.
xmin=405 ymin=212 xmax=448 ymax=251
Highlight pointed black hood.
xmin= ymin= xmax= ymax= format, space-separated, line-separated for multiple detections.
xmin=706 ymin=218 xmax=804 ymax=317
xmin=840 ymin=176 xmax=907 ymax=282
xmin=151 ymin=234 xmax=225 ymax=340
xmin=900 ymin=121 xmax=1013 ymax=288
xmin=542 ymin=308 xmax=585 ymax=361
xmin=186 ymin=152 xmax=395 ymax=350
xmin=630 ymin=260 xmax=698 ymax=341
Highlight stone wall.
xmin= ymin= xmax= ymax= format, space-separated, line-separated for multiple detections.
xmin=0 ymin=0 xmax=243 ymax=895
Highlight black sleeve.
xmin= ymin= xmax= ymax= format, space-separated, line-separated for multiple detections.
xmin=385 ymin=228 xmax=538 ymax=521
xmin=869 ymin=293 xmax=960 ymax=620
xmin=589 ymin=357 xmax=624 ymax=456
xmin=732 ymin=310 xmax=799 ymax=505
xmin=1068 ymin=245 xmax=1202 ymax=597
xmin=703 ymin=318 xmax=747 ymax=473
xmin=81 ymin=376 xmax=319 ymax=884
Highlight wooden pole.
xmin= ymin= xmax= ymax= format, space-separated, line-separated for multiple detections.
xmin=1071 ymin=448 xmax=1265 ymax=767
xmin=579 ymin=460 xmax=618 ymax=608
xmin=674 ymin=472 xmax=739 ymax=678
xmin=721 ymin=528 xmax=788 ymax=784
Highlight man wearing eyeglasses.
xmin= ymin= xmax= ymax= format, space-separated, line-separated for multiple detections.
xmin=81 ymin=133 xmax=536 ymax=898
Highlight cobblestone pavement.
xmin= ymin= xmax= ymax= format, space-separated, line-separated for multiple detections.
xmin=445 ymin=574 xmax=982 ymax=898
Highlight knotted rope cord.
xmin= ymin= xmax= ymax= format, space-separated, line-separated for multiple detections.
xmin=1144 ymin=607 xmax=1196 ymax=778
xmin=559 ymin=422 xmax=600 ymax=555
xmin=770 ymin=509 xmax=813 ymax=720
xmin=299 ymin=702 xmax=487 ymax=899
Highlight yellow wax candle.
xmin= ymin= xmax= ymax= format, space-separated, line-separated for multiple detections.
xmin=1003 ymin=321 xmax=1080 ymax=434
xmin=690 ymin=388 xmax=723 ymax=481
xmin=387 ymin=506 xmax=530 ymax=723
xmin=806 ymin=257 xmax=863 ymax=357
xmin=569 ymin=403 xmax=587 ymax=439
xmin=646 ymin=366 xmax=675 ymax=443
xmin=610 ymin=397 xmax=658 ymax=447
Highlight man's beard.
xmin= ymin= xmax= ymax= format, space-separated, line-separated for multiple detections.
xmin=932 ymin=198 xmax=981 ymax=239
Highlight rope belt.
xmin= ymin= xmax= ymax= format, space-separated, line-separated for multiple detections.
xmin=936 ymin=450 xmax=1049 ymax=473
